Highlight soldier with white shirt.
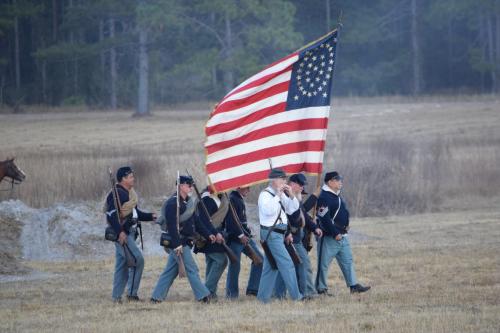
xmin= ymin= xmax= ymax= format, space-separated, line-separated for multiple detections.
xmin=315 ymin=171 xmax=370 ymax=295
xmin=256 ymin=168 xmax=302 ymax=303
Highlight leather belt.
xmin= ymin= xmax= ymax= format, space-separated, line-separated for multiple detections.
xmin=261 ymin=225 xmax=286 ymax=234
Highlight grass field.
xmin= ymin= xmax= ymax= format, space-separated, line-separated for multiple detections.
xmin=1 ymin=95 xmax=499 ymax=216
xmin=0 ymin=208 xmax=499 ymax=332
xmin=1 ymin=95 xmax=500 ymax=332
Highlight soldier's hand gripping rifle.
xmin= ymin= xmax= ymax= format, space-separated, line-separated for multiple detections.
xmin=108 ymin=168 xmax=136 ymax=268
xmin=176 ymin=171 xmax=187 ymax=278
xmin=137 ymin=221 xmax=143 ymax=250
xmin=186 ymin=170 xmax=238 ymax=264
xmin=225 ymin=192 xmax=262 ymax=266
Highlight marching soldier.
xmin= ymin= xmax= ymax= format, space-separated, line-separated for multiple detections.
xmin=150 ymin=175 xmax=215 ymax=303
xmin=316 ymin=171 xmax=371 ymax=295
xmin=105 ymin=166 xmax=156 ymax=303
xmin=256 ymin=168 xmax=302 ymax=303
xmin=224 ymin=186 xmax=264 ymax=298
xmin=274 ymin=173 xmax=323 ymax=298
xmin=195 ymin=188 xmax=229 ymax=299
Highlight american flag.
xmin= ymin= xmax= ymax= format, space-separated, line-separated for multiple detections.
xmin=205 ymin=30 xmax=338 ymax=192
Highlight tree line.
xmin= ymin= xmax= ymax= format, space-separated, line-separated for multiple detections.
xmin=0 ymin=0 xmax=499 ymax=114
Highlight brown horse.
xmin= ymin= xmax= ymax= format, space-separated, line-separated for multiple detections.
xmin=0 ymin=158 xmax=26 ymax=187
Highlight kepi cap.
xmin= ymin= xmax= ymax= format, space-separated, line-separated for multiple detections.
xmin=178 ymin=175 xmax=194 ymax=185
xmin=268 ymin=168 xmax=287 ymax=179
xmin=116 ymin=166 xmax=133 ymax=182
xmin=324 ymin=171 xmax=343 ymax=183
xmin=289 ymin=173 xmax=308 ymax=186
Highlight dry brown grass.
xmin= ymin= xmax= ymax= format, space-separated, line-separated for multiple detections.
xmin=1 ymin=96 xmax=499 ymax=216
xmin=0 ymin=208 xmax=499 ymax=332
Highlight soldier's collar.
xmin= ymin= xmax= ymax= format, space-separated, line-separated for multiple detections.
xmin=322 ymin=184 xmax=340 ymax=196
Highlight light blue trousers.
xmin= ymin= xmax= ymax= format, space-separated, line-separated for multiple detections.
xmin=273 ymin=240 xmax=316 ymax=298
xmin=257 ymin=226 xmax=302 ymax=303
xmin=112 ymin=233 xmax=144 ymax=300
xmin=225 ymin=239 xmax=263 ymax=298
xmin=204 ymin=252 xmax=228 ymax=296
xmin=315 ymin=235 xmax=357 ymax=291
xmin=151 ymin=245 xmax=211 ymax=301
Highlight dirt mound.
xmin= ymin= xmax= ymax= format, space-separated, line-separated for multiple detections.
xmin=0 ymin=200 xmax=165 ymax=271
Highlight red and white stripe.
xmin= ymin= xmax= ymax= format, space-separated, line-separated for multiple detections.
xmin=205 ymin=52 xmax=330 ymax=192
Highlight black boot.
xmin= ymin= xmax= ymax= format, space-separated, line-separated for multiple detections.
xmin=199 ymin=295 xmax=213 ymax=304
xmin=245 ymin=290 xmax=258 ymax=297
xmin=317 ymin=289 xmax=334 ymax=297
xmin=350 ymin=284 xmax=371 ymax=293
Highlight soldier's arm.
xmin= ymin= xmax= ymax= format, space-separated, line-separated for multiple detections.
xmin=303 ymin=211 xmax=317 ymax=232
xmin=317 ymin=197 xmax=337 ymax=236
xmin=198 ymin=198 xmax=218 ymax=235
xmin=136 ymin=207 xmax=154 ymax=221
xmin=282 ymin=194 xmax=300 ymax=215
xmin=224 ymin=201 xmax=242 ymax=238
xmin=165 ymin=200 xmax=181 ymax=249
xmin=288 ymin=209 xmax=302 ymax=229
xmin=194 ymin=210 xmax=214 ymax=240
xmin=105 ymin=193 xmax=122 ymax=235
xmin=302 ymin=194 xmax=318 ymax=213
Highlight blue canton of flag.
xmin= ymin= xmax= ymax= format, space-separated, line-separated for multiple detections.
xmin=286 ymin=30 xmax=338 ymax=111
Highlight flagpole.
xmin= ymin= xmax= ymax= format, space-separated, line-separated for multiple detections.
xmin=294 ymin=28 xmax=337 ymax=53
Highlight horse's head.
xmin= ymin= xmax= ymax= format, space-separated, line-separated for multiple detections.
xmin=1 ymin=157 xmax=26 ymax=183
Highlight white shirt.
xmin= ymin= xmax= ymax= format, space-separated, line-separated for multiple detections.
xmin=258 ymin=186 xmax=300 ymax=227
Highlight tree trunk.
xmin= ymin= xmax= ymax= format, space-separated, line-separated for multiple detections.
xmin=410 ymin=0 xmax=422 ymax=95
xmin=223 ymin=11 xmax=234 ymax=93
xmin=109 ymin=17 xmax=117 ymax=110
xmin=42 ymin=60 xmax=47 ymax=103
xmin=210 ymin=12 xmax=217 ymax=94
xmin=136 ymin=26 xmax=149 ymax=116
xmin=479 ymin=11 xmax=487 ymax=93
xmin=99 ymin=19 xmax=105 ymax=75
xmin=13 ymin=0 xmax=21 ymax=90
xmin=497 ymin=12 xmax=500 ymax=93
xmin=326 ymin=0 xmax=331 ymax=32
xmin=0 ymin=76 xmax=5 ymax=105
xmin=212 ymin=65 xmax=217 ymax=93
xmin=52 ymin=0 xmax=57 ymax=42
xmin=447 ymin=17 xmax=453 ymax=88
xmin=486 ymin=14 xmax=497 ymax=93
xmin=69 ymin=0 xmax=78 ymax=96
xmin=99 ymin=18 xmax=106 ymax=106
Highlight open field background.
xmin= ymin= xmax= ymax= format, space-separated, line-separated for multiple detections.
xmin=1 ymin=95 xmax=500 ymax=216
xmin=1 ymin=96 xmax=500 ymax=332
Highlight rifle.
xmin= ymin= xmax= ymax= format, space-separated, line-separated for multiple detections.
xmin=108 ymin=168 xmax=136 ymax=268
xmin=225 ymin=192 xmax=262 ymax=266
xmin=176 ymin=171 xmax=187 ymax=278
xmin=186 ymin=170 xmax=238 ymax=264
xmin=285 ymin=242 xmax=302 ymax=265
xmin=303 ymin=227 xmax=313 ymax=252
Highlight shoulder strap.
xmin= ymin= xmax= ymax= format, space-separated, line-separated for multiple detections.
xmin=263 ymin=190 xmax=286 ymax=242
xmin=332 ymin=196 xmax=341 ymax=221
